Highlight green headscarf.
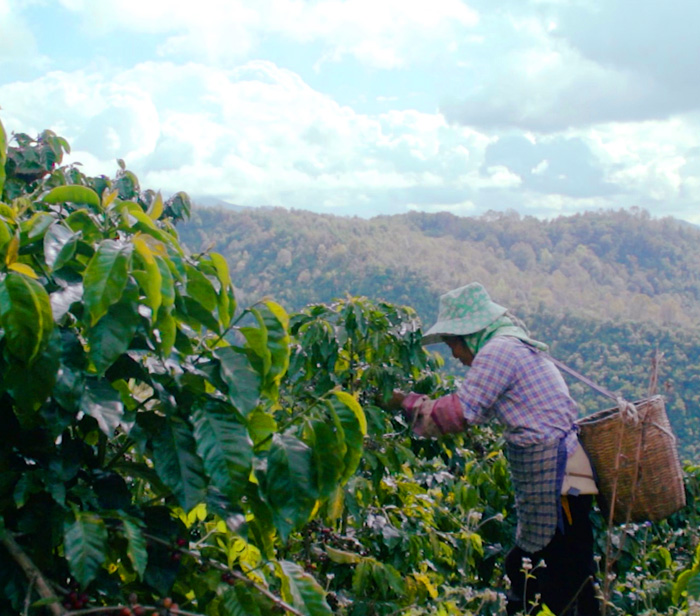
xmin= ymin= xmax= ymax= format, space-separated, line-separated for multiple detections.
xmin=463 ymin=314 xmax=548 ymax=355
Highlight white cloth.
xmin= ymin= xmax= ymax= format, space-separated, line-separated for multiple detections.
xmin=561 ymin=442 xmax=598 ymax=495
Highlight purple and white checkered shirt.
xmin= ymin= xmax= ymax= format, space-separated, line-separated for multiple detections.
xmin=456 ymin=336 xmax=579 ymax=455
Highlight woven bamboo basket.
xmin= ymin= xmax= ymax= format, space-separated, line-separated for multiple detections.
xmin=576 ymin=395 xmax=686 ymax=525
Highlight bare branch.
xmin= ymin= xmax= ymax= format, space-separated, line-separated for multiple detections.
xmin=0 ymin=530 xmax=63 ymax=616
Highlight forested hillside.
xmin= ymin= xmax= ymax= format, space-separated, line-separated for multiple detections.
xmin=179 ymin=205 xmax=700 ymax=459
xmin=180 ymin=206 xmax=700 ymax=326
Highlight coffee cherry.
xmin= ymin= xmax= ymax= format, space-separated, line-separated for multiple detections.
xmin=162 ymin=598 xmax=173 ymax=609
xmin=175 ymin=537 xmax=187 ymax=547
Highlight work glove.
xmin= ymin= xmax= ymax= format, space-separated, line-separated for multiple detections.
xmin=402 ymin=392 xmax=466 ymax=437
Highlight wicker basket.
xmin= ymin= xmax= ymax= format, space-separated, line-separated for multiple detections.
xmin=576 ymin=396 xmax=686 ymax=525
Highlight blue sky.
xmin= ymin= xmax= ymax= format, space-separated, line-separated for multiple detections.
xmin=2 ymin=0 xmax=700 ymax=222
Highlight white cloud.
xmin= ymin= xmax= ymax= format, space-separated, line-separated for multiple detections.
xmin=480 ymin=165 xmax=522 ymax=189
xmin=5 ymin=53 xmax=699 ymax=221
xmin=443 ymin=1 xmax=700 ymax=133
xmin=1 ymin=59 xmax=491 ymax=216
xmin=294 ymin=0 xmax=479 ymax=69
xmin=441 ymin=16 xmax=655 ymax=132
xmin=57 ymin=0 xmax=478 ymax=69
xmin=4 ymin=1 xmax=700 ymax=224
xmin=0 ymin=0 xmax=47 ymax=69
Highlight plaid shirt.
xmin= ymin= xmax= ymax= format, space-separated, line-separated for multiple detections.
xmin=454 ymin=336 xmax=579 ymax=551
xmin=456 ymin=336 xmax=579 ymax=454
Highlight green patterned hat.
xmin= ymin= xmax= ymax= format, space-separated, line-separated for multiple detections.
xmin=422 ymin=282 xmax=508 ymax=346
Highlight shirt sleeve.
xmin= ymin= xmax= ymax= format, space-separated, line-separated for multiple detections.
xmin=455 ymin=337 xmax=520 ymax=424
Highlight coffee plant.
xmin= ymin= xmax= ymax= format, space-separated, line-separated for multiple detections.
xmin=0 ymin=118 xmax=366 ymax=615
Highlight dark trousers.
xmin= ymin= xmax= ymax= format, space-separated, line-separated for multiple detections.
xmin=505 ymin=495 xmax=600 ymax=616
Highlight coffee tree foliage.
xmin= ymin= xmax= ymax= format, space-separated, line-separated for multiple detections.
xmin=1 ymin=119 xmax=700 ymax=616
xmin=0 ymin=119 xmax=365 ymax=615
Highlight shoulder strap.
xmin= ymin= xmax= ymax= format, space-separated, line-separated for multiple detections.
xmin=542 ymin=352 xmax=618 ymax=402
xmin=520 ymin=339 xmax=618 ymax=401
xmin=522 ymin=340 xmax=640 ymax=423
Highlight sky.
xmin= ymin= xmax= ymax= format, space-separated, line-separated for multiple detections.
xmin=1 ymin=0 xmax=700 ymax=222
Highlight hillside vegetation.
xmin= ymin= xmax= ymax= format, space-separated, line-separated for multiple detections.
xmin=180 ymin=206 xmax=700 ymax=326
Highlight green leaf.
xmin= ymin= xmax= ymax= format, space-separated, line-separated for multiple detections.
xmin=244 ymin=485 xmax=277 ymax=560
xmin=44 ymin=222 xmax=80 ymax=270
xmin=65 ymin=209 xmax=101 ymax=243
xmin=80 ymin=379 xmax=124 ymax=436
xmin=325 ymin=546 xmax=362 ymax=565
xmin=156 ymin=256 xmax=175 ymax=308
xmin=210 ymin=252 xmax=235 ymax=326
xmin=20 ymin=211 xmax=54 ymax=244
xmin=147 ymin=191 xmax=164 ymax=220
xmin=257 ymin=301 xmax=290 ymax=394
xmin=121 ymin=517 xmax=148 ymax=578
xmin=155 ymin=307 xmax=176 ymax=357
xmin=688 ymin=572 xmax=700 ymax=600
xmin=185 ymin=264 xmax=218 ymax=312
xmin=215 ymin=346 xmax=261 ymax=416
xmin=258 ymin=434 xmax=318 ymax=540
xmin=192 ymin=402 xmax=253 ymax=501
xmin=153 ymin=420 xmax=207 ymax=511
xmin=0 ymin=118 xmax=6 ymax=195
xmin=220 ymin=584 xmax=263 ymax=616
xmin=164 ymin=191 xmax=191 ymax=221
xmin=246 ymin=408 xmax=278 ymax=449
xmin=87 ymin=300 xmax=141 ymax=375
xmin=64 ymin=512 xmax=108 ymax=588
xmin=308 ymin=420 xmax=345 ymax=498
xmin=83 ymin=239 xmax=133 ymax=325
xmin=278 ymin=560 xmax=333 ymax=616
xmin=4 ymin=330 xmax=60 ymax=412
xmin=42 ymin=185 xmax=101 ymax=208
xmin=0 ymin=219 xmax=13 ymax=261
xmin=0 ymin=272 xmax=54 ymax=364
xmin=133 ymin=237 xmax=162 ymax=318
xmin=178 ymin=296 xmax=221 ymax=333
xmin=673 ymin=569 xmax=693 ymax=604
xmin=328 ymin=391 xmax=367 ymax=483
xmin=240 ymin=318 xmax=271 ymax=380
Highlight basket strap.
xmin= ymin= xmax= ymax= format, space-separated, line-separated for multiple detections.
xmin=542 ymin=352 xmax=618 ymax=401
xmin=533 ymin=348 xmax=641 ymax=425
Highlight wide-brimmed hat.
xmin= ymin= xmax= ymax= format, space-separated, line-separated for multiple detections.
xmin=422 ymin=282 xmax=508 ymax=346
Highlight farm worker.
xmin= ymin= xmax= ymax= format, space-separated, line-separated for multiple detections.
xmin=390 ymin=282 xmax=600 ymax=616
